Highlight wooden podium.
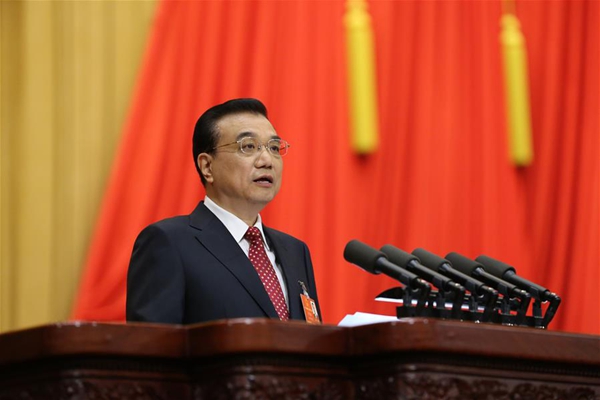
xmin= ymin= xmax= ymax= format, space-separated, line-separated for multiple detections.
xmin=0 ymin=318 xmax=598 ymax=399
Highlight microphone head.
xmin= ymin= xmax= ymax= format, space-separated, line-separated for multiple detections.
xmin=344 ymin=240 xmax=384 ymax=275
xmin=412 ymin=248 xmax=448 ymax=271
xmin=381 ymin=244 xmax=419 ymax=268
xmin=445 ymin=252 xmax=483 ymax=276
xmin=475 ymin=255 xmax=516 ymax=278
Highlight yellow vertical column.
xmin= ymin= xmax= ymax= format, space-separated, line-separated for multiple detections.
xmin=52 ymin=1 xmax=77 ymax=319
xmin=344 ymin=0 xmax=380 ymax=154
xmin=13 ymin=0 xmax=57 ymax=328
xmin=500 ymin=1 xmax=533 ymax=166
xmin=0 ymin=0 xmax=156 ymax=333
xmin=0 ymin=0 xmax=12 ymax=331
xmin=52 ymin=0 xmax=113 ymax=323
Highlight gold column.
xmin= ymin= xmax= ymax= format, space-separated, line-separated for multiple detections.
xmin=0 ymin=0 xmax=156 ymax=333
xmin=344 ymin=0 xmax=380 ymax=155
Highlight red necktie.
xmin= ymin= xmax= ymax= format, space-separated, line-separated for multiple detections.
xmin=244 ymin=227 xmax=289 ymax=321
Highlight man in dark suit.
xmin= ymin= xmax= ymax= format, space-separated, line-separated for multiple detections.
xmin=126 ymin=98 xmax=320 ymax=324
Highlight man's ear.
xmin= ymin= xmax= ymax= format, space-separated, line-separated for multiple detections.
xmin=198 ymin=153 xmax=214 ymax=183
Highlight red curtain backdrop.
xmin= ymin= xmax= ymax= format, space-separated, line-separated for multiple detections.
xmin=72 ymin=0 xmax=599 ymax=335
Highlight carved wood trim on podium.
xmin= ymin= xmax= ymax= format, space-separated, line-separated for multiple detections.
xmin=0 ymin=319 xmax=598 ymax=399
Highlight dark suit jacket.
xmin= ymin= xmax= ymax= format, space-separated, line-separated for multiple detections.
xmin=126 ymin=201 xmax=320 ymax=324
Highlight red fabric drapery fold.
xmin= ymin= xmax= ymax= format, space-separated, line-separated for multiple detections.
xmin=73 ymin=0 xmax=599 ymax=334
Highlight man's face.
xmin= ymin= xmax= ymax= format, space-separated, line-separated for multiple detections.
xmin=203 ymin=112 xmax=283 ymax=215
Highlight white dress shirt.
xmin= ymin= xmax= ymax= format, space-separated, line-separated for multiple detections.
xmin=203 ymin=196 xmax=289 ymax=306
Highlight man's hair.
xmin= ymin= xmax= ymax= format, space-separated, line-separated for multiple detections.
xmin=192 ymin=98 xmax=268 ymax=186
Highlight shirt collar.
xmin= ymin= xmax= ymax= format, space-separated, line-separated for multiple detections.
xmin=203 ymin=196 xmax=270 ymax=250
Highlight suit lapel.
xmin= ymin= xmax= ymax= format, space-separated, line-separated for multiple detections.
xmin=264 ymin=228 xmax=304 ymax=321
xmin=189 ymin=202 xmax=279 ymax=319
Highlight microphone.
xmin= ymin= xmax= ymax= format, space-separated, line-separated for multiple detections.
xmin=381 ymin=245 xmax=466 ymax=318
xmin=475 ymin=255 xmax=558 ymax=302
xmin=445 ymin=252 xmax=531 ymax=322
xmin=412 ymin=248 xmax=498 ymax=320
xmin=344 ymin=240 xmax=432 ymax=315
xmin=475 ymin=255 xmax=561 ymax=326
xmin=343 ymin=240 xmax=429 ymax=290
xmin=412 ymin=248 xmax=497 ymax=297
xmin=445 ymin=252 xmax=528 ymax=299
xmin=381 ymin=245 xmax=465 ymax=293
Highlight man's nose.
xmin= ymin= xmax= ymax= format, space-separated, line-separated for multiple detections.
xmin=254 ymin=145 xmax=274 ymax=167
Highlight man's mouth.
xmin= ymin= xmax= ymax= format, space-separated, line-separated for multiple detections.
xmin=253 ymin=175 xmax=273 ymax=184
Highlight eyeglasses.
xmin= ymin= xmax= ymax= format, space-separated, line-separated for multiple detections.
xmin=213 ymin=137 xmax=290 ymax=157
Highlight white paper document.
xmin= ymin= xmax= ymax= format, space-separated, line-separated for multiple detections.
xmin=337 ymin=312 xmax=398 ymax=327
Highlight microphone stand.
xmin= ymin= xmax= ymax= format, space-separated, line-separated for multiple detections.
xmin=408 ymin=283 xmax=431 ymax=315
xmin=470 ymin=288 xmax=499 ymax=322
xmin=376 ymin=282 xmax=432 ymax=317
xmin=437 ymin=285 xmax=466 ymax=320
xmin=542 ymin=293 xmax=561 ymax=327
